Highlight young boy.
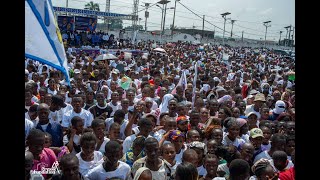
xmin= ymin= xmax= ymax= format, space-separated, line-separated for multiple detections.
xmin=108 ymin=122 xmax=123 ymax=144
xmin=86 ymin=141 xmax=131 ymax=179
xmin=26 ymin=129 xmax=58 ymax=179
xmin=76 ymin=132 xmax=104 ymax=176
xmin=63 ymin=116 xmax=84 ymax=154
xmin=161 ymin=143 xmax=178 ymax=174
xmin=51 ymin=154 xmax=87 ymax=180
xmin=199 ymin=154 xmax=219 ymax=180
xmin=122 ymin=136 xmax=146 ymax=167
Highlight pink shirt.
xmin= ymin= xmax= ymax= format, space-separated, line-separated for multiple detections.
xmin=32 ymin=148 xmax=58 ymax=178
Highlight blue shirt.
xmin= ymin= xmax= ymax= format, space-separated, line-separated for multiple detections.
xmin=36 ymin=122 xmax=63 ymax=147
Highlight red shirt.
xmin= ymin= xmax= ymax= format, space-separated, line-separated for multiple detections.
xmin=279 ymin=167 xmax=295 ymax=180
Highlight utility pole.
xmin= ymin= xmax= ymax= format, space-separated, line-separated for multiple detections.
xmin=172 ymin=0 xmax=180 ymax=36
xmin=263 ymin=21 xmax=271 ymax=48
xmin=66 ymin=0 xmax=69 ymax=15
xmin=105 ymin=0 xmax=111 ymax=32
xmin=221 ymin=12 xmax=231 ymax=45
xmin=241 ymin=31 xmax=244 ymax=42
xmin=144 ymin=3 xmax=150 ymax=32
xmin=230 ymin=20 xmax=235 ymax=38
xmin=157 ymin=5 xmax=164 ymax=33
xmin=279 ymin=31 xmax=283 ymax=45
xmin=202 ymin=15 xmax=205 ymax=42
xmin=162 ymin=3 xmax=168 ymax=34
xmin=132 ymin=0 xmax=140 ymax=33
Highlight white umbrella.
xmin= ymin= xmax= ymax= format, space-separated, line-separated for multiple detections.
xmin=94 ymin=53 xmax=118 ymax=61
xmin=153 ymin=48 xmax=167 ymax=53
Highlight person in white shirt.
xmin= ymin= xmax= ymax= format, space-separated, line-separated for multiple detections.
xmin=222 ymin=118 xmax=245 ymax=148
xmin=161 ymin=143 xmax=179 ymax=175
xmin=86 ymin=141 xmax=131 ymax=180
xmin=107 ymin=92 xmax=121 ymax=117
xmin=76 ymin=132 xmax=104 ymax=176
xmin=63 ymin=116 xmax=84 ymax=155
xmin=25 ymin=118 xmax=34 ymax=141
xmin=48 ymin=94 xmax=66 ymax=124
xmin=62 ymin=95 xmax=94 ymax=129
xmin=244 ymin=93 xmax=266 ymax=120
xmin=105 ymin=109 xmax=129 ymax=140
xmin=122 ymin=118 xmax=153 ymax=154
xmin=25 ymin=104 xmax=39 ymax=126
xmin=91 ymin=118 xmax=110 ymax=154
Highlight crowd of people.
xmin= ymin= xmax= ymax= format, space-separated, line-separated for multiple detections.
xmin=62 ymin=29 xmax=127 ymax=48
xmin=25 ymin=36 xmax=295 ymax=180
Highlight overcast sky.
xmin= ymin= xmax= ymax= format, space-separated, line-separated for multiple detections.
xmin=52 ymin=0 xmax=295 ymax=41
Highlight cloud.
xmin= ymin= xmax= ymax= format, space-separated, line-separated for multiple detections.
xmin=246 ymin=7 xmax=257 ymax=12
xmin=259 ymin=8 xmax=273 ymax=15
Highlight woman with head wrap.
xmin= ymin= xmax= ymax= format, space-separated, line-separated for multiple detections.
xmin=218 ymin=95 xmax=234 ymax=109
xmin=100 ymin=85 xmax=112 ymax=101
xmin=236 ymin=118 xmax=250 ymax=143
xmin=159 ymin=94 xmax=174 ymax=113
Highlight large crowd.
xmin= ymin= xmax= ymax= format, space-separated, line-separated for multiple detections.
xmin=25 ymin=35 xmax=295 ymax=180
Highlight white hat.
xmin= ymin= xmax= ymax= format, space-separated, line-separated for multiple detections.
xmin=111 ymin=69 xmax=120 ymax=74
xmin=74 ymin=69 xmax=81 ymax=74
xmin=273 ymin=100 xmax=286 ymax=114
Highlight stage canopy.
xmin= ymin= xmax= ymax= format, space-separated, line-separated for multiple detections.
xmin=53 ymin=6 xmax=135 ymax=20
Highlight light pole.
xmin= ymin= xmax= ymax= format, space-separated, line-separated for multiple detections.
xmin=279 ymin=31 xmax=283 ymax=45
xmin=171 ymin=0 xmax=180 ymax=36
xmin=230 ymin=19 xmax=236 ymax=38
xmin=144 ymin=3 xmax=150 ymax=32
xmin=221 ymin=12 xmax=231 ymax=45
xmin=157 ymin=0 xmax=171 ymax=35
xmin=66 ymin=0 xmax=69 ymax=15
xmin=156 ymin=5 xmax=164 ymax=33
xmin=263 ymin=20 xmax=271 ymax=48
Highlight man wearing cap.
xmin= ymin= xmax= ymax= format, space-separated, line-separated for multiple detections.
xmin=48 ymin=95 xmax=67 ymax=124
xmin=244 ymin=93 xmax=266 ymax=120
xmin=106 ymin=69 xmax=121 ymax=87
xmin=69 ymin=69 xmax=81 ymax=83
xmin=249 ymin=128 xmax=264 ymax=161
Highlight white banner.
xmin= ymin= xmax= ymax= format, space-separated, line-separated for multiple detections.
xmin=25 ymin=0 xmax=70 ymax=84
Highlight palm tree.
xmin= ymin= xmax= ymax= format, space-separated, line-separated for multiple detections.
xmin=84 ymin=1 xmax=100 ymax=11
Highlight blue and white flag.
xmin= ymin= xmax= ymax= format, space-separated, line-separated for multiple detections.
xmin=25 ymin=0 xmax=70 ymax=84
